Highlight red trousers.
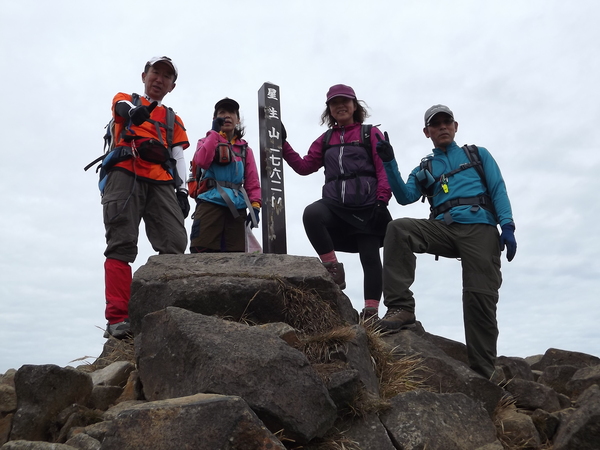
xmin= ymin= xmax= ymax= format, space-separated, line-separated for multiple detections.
xmin=104 ymin=258 xmax=131 ymax=324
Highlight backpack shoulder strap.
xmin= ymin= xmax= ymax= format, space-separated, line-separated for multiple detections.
xmin=165 ymin=106 xmax=175 ymax=149
xmin=322 ymin=129 xmax=334 ymax=152
xmin=360 ymin=124 xmax=373 ymax=153
xmin=461 ymin=144 xmax=487 ymax=189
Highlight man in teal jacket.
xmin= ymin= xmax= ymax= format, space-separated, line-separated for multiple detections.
xmin=375 ymin=104 xmax=517 ymax=379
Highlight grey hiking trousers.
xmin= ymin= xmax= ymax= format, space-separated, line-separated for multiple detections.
xmin=102 ymin=170 xmax=187 ymax=263
xmin=383 ymin=218 xmax=502 ymax=378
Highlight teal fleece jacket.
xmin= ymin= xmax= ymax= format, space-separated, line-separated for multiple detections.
xmin=384 ymin=141 xmax=514 ymax=227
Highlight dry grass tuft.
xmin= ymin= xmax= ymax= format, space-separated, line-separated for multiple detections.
xmin=299 ymin=327 xmax=357 ymax=364
xmin=82 ymin=331 xmax=135 ymax=372
xmin=277 ymin=279 xmax=345 ymax=334
xmin=364 ymin=325 xmax=429 ymax=400
xmin=493 ymin=395 xmax=552 ymax=450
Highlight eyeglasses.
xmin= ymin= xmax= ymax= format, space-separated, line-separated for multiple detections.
xmin=427 ymin=118 xmax=454 ymax=128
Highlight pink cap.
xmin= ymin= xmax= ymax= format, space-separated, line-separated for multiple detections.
xmin=326 ymin=84 xmax=356 ymax=103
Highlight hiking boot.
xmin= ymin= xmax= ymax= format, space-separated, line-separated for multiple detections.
xmin=103 ymin=319 xmax=131 ymax=339
xmin=379 ymin=308 xmax=415 ymax=332
xmin=322 ymin=262 xmax=346 ymax=289
xmin=359 ymin=307 xmax=380 ymax=323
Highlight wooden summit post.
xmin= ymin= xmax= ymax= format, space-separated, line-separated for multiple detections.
xmin=258 ymin=82 xmax=287 ymax=254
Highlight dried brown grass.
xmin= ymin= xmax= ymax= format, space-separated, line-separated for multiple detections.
xmin=364 ymin=324 xmax=429 ymax=400
xmin=277 ymin=279 xmax=345 ymax=334
xmin=493 ymin=395 xmax=553 ymax=450
xmin=299 ymin=326 xmax=357 ymax=364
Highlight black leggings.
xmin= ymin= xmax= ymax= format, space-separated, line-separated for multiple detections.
xmin=303 ymin=201 xmax=382 ymax=301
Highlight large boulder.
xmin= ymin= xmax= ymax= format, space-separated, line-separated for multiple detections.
xmin=136 ymin=307 xmax=337 ymax=443
xmin=128 ymin=253 xmax=357 ymax=335
xmin=97 ymin=394 xmax=285 ymax=450
xmin=379 ymin=390 xmax=500 ymax=449
xmin=553 ymin=384 xmax=600 ymax=449
xmin=10 ymin=365 xmax=93 ymax=442
xmin=381 ymin=330 xmax=505 ymax=416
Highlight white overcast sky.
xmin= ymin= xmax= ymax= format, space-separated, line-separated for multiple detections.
xmin=1 ymin=0 xmax=599 ymax=373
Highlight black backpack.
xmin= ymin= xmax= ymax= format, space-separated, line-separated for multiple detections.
xmin=84 ymin=93 xmax=178 ymax=194
xmin=418 ymin=144 xmax=496 ymax=220
xmin=321 ymin=124 xmax=373 ymax=160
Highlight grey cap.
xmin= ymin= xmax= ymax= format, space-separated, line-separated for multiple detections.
xmin=424 ymin=104 xmax=454 ymax=126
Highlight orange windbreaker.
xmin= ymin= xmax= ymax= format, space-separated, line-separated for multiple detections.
xmin=112 ymin=93 xmax=189 ymax=183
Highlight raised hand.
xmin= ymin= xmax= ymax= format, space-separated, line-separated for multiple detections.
xmin=212 ymin=117 xmax=226 ymax=132
xmin=129 ymin=101 xmax=157 ymax=126
xmin=375 ymin=131 xmax=395 ymax=162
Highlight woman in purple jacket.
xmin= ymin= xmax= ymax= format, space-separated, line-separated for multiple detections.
xmin=282 ymin=84 xmax=392 ymax=321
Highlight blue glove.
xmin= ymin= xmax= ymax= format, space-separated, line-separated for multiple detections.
xmin=375 ymin=132 xmax=395 ymax=162
xmin=246 ymin=207 xmax=260 ymax=228
xmin=500 ymin=223 xmax=517 ymax=262
xmin=212 ymin=117 xmax=225 ymax=132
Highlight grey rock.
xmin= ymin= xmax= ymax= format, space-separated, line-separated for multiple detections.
xmin=324 ymin=369 xmax=361 ymax=410
xmin=338 ymin=414 xmax=396 ymax=450
xmin=414 ymin=324 xmax=470 ymax=366
xmin=504 ymin=377 xmax=562 ymax=412
xmin=327 ymin=325 xmax=379 ymax=396
xmin=538 ymin=364 xmax=579 ymax=396
xmin=495 ymin=355 xmax=535 ymax=382
xmin=89 ymin=386 xmax=123 ymax=411
xmin=382 ymin=330 xmax=505 ymax=416
xmin=0 ymin=414 xmax=12 ymax=447
xmin=136 ymin=307 xmax=337 ymax=443
xmin=0 ymin=385 xmax=17 ymax=414
xmin=90 ymin=362 xmax=134 ymax=388
xmin=1 ymin=442 xmax=77 ymax=449
xmin=531 ymin=408 xmax=562 ymax=442
xmin=257 ymin=322 xmax=301 ymax=346
xmin=380 ymin=390 xmax=500 ymax=449
xmin=98 ymin=393 xmax=285 ymax=450
xmin=128 ymin=253 xmax=357 ymax=335
xmin=531 ymin=348 xmax=600 ymax=371
xmin=64 ymin=433 xmax=101 ymax=450
xmin=10 ymin=365 xmax=93 ymax=442
xmin=553 ymin=384 xmax=600 ymax=449
xmin=566 ymin=364 xmax=600 ymax=399
xmin=494 ymin=404 xmax=541 ymax=448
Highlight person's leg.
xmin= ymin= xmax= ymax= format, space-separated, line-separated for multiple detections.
xmin=189 ymin=202 xmax=227 ymax=252
xmin=457 ymin=224 xmax=502 ymax=378
xmin=102 ymin=171 xmax=143 ymax=334
xmin=381 ymin=218 xmax=457 ymax=330
xmin=356 ymin=234 xmax=383 ymax=320
xmin=303 ymin=201 xmax=346 ymax=288
xmin=222 ymin=209 xmax=247 ymax=252
xmin=144 ymin=183 xmax=187 ymax=255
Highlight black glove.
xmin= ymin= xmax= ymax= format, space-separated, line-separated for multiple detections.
xmin=129 ymin=101 xmax=157 ymax=126
xmin=176 ymin=190 xmax=190 ymax=219
xmin=499 ymin=223 xmax=517 ymax=262
xmin=281 ymin=123 xmax=287 ymax=143
xmin=246 ymin=207 xmax=260 ymax=228
xmin=375 ymin=132 xmax=395 ymax=162
xmin=212 ymin=117 xmax=225 ymax=132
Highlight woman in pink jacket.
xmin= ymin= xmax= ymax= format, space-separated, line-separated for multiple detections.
xmin=282 ymin=85 xmax=392 ymax=321
xmin=189 ymin=98 xmax=261 ymax=252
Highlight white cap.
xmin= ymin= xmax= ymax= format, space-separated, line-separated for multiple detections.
xmin=145 ymin=56 xmax=178 ymax=80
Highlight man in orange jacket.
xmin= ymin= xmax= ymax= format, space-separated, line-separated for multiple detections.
xmin=102 ymin=56 xmax=189 ymax=338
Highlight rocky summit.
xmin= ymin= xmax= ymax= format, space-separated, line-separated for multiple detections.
xmin=1 ymin=253 xmax=600 ymax=449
